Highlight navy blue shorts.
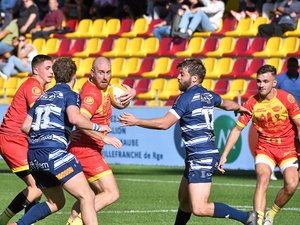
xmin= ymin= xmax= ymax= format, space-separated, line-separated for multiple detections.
xmin=184 ymin=154 xmax=219 ymax=183
xmin=28 ymin=148 xmax=82 ymax=189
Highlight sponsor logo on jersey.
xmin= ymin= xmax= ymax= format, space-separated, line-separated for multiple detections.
xmin=32 ymin=87 xmax=41 ymax=95
xmin=56 ymin=167 xmax=74 ymax=180
xmin=84 ymin=96 xmax=94 ymax=104
xmin=288 ymin=94 xmax=295 ymax=103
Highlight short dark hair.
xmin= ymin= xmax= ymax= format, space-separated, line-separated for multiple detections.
xmin=53 ymin=57 xmax=77 ymax=83
xmin=177 ymin=58 xmax=206 ymax=81
xmin=257 ymin=64 xmax=277 ymax=77
xmin=31 ymin=54 xmax=53 ymax=70
xmin=287 ymin=57 xmax=299 ymax=65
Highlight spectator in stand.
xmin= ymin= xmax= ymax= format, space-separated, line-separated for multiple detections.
xmin=16 ymin=0 xmax=39 ymax=34
xmin=261 ymin=0 xmax=283 ymax=19
xmin=30 ymin=0 xmax=65 ymax=40
xmin=230 ymin=0 xmax=264 ymax=21
xmin=152 ymin=0 xmax=188 ymax=41
xmin=0 ymin=35 xmax=37 ymax=80
xmin=258 ymin=0 xmax=300 ymax=39
xmin=174 ymin=0 xmax=225 ymax=39
xmin=0 ymin=12 xmax=19 ymax=55
xmin=143 ymin=0 xmax=170 ymax=22
xmin=0 ymin=0 xmax=17 ymax=28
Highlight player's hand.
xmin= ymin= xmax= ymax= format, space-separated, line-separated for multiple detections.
xmin=69 ymin=130 xmax=82 ymax=141
xmin=217 ymin=156 xmax=227 ymax=174
xmin=103 ymin=136 xmax=122 ymax=148
xmin=118 ymin=112 xmax=138 ymax=126
xmin=100 ymin=125 xmax=111 ymax=133
xmin=119 ymin=84 xmax=136 ymax=105
xmin=234 ymin=106 xmax=252 ymax=116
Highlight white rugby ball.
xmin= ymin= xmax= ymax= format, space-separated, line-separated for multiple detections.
xmin=108 ymin=84 xmax=130 ymax=109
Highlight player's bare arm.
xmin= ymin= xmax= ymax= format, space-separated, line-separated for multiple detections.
xmin=21 ymin=114 xmax=33 ymax=134
xmin=219 ymin=99 xmax=251 ymax=115
xmin=119 ymin=112 xmax=178 ymax=130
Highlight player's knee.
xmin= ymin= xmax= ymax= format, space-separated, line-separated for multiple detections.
xmin=192 ymin=207 xmax=207 ymax=217
xmin=106 ymin=188 xmax=119 ymax=204
xmin=284 ymin=178 xmax=299 ymax=194
xmin=257 ymin=173 xmax=270 ymax=186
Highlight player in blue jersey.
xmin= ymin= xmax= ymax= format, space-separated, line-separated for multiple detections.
xmin=9 ymin=57 xmax=122 ymax=225
xmin=119 ymin=58 xmax=257 ymax=225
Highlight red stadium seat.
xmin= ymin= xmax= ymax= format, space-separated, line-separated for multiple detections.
xmin=211 ymin=17 xmax=237 ymax=36
xmin=221 ymin=58 xmax=248 ymax=78
xmin=89 ymin=37 xmax=114 ymax=57
xmin=128 ymin=58 xmax=154 ymax=78
xmin=162 ymin=38 xmax=188 ymax=57
xmin=53 ymin=19 xmax=78 ymax=38
xmin=133 ymin=100 xmax=147 ymax=106
xmin=223 ymin=37 xmax=250 ymax=57
xmin=137 ymin=19 xmax=163 ymax=37
xmin=164 ymin=99 xmax=176 ymax=106
xmin=109 ymin=18 xmax=134 ymax=37
xmin=238 ymin=80 xmax=257 ymax=101
xmin=60 ymin=38 xmax=86 ymax=57
xmin=238 ymin=58 xmax=264 ymax=78
xmin=192 ymin=37 xmax=218 ymax=57
xmin=147 ymin=37 xmax=173 ymax=57
xmin=48 ymin=38 xmax=72 ymax=57
xmin=158 ymin=58 xmax=184 ymax=78
xmin=213 ymin=80 xmax=229 ymax=95
xmin=122 ymin=77 xmax=136 ymax=88
xmin=239 ymin=37 xmax=266 ymax=57
xmin=134 ymin=78 xmax=151 ymax=96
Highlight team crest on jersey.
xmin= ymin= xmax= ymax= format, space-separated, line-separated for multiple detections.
xmin=272 ymin=105 xmax=282 ymax=112
xmin=84 ymin=96 xmax=94 ymax=104
xmin=32 ymin=87 xmax=41 ymax=95
xmin=287 ymin=94 xmax=295 ymax=103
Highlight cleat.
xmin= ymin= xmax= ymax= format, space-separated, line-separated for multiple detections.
xmin=263 ymin=211 xmax=273 ymax=225
xmin=245 ymin=211 xmax=257 ymax=225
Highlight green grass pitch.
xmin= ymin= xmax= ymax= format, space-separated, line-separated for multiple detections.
xmin=0 ymin=161 xmax=299 ymax=225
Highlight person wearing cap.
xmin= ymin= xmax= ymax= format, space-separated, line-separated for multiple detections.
xmin=0 ymin=13 xmax=19 ymax=55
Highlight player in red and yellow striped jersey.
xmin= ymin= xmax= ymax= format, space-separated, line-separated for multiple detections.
xmin=0 ymin=55 xmax=54 ymax=224
xmin=218 ymin=65 xmax=300 ymax=225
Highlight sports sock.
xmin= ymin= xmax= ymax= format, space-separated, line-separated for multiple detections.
xmin=213 ymin=202 xmax=248 ymax=222
xmin=257 ymin=211 xmax=264 ymax=225
xmin=268 ymin=203 xmax=280 ymax=219
xmin=16 ymin=202 xmax=51 ymax=225
xmin=25 ymin=199 xmax=39 ymax=213
xmin=174 ymin=208 xmax=191 ymax=225
xmin=0 ymin=208 xmax=14 ymax=224
xmin=70 ymin=214 xmax=83 ymax=225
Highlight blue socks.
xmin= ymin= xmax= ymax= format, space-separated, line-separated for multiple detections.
xmin=213 ymin=202 xmax=248 ymax=222
xmin=17 ymin=202 xmax=51 ymax=225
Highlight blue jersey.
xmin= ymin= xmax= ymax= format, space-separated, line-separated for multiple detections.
xmin=28 ymin=83 xmax=80 ymax=151
xmin=170 ymin=85 xmax=222 ymax=161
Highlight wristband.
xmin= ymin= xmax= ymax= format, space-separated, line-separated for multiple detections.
xmin=92 ymin=123 xmax=101 ymax=131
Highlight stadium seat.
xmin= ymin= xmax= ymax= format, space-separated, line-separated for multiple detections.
xmin=192 ymin=37 xmax=219 ymax=57
xmin=66 ymin=19 xmax=93 ymax=38
xmin=271 ymin=37 xmax=299 ymax=57
xmin=253 ymin=37 xmax=282 ymax=58
xmin=46 ymin=77 xmax=56 ymax=90
xmin=48 ymin=38 xmax=72 ymax=57
xmin=89 ymin=37 xmax=114 ymax=57
xmin=206 ymin=37 xmax=235 ymax=57
xmin=239 ymin=58 xmax=264 ymax=78
xmin=118 ymin=37 xmax=144 ymax=57
xmin=162 ymin=38 xmax=188 ymax=57
xmin=265 ymin=58 xmax=282 ymax=75
xmin=193 ymin=19 xmax=223 ymax=37
xmin=223 ymin=37 xmax=250 ymax=57
xmin=239 ymin=37 xmax=266 ymax=57
xmin=122 ymin=77 xmax=136 ymax=88
xmin=5 ymin=77 xmax=20 ymax=99
xmin=74 ymin=38 xmax=102 ymax=57
xmin=221 ymin=58 xmax=248 ymax=78
xmin=93 ymin=18 xmax=121 ymax=37
xmin=164 ymin=99 xmax=176 ymax=106
xmin=158 ymin=78 xmax=180 ymax=100
xmin=128 ymin=57 xmax=155 ymax=78
xmin=239 ymin=79 xmax=257 ymax=101
xmin=110 ymin=77 xmax=122 ymax=85
xmin=131 ymin=37 xmax=159 ymax=57
xmin=158 ymin=58 xmax=184 ymax=78
xmin=137 ymin=19 xmax=163 ymax=37
xmin=134 ymin=78 xmax=151 ymax=96
xmin=211 ymin=17 xmax=237 ymax=36
xmin=61 ymin=38 xmax=86 ymax=57
xmin=213 ymin=79 xmax=229 ymax=95
xmin=84 ymin=18 xmax=106 ymax=38
xmin=142 ymin=57 xmax=172 ymax=78
xmin=76 ymin=57 xmax=95 ymax=77
xmin=109 ymin=18 xmax=134 ymax=37
xmin=220 ymin=79 xmax=247 ymax=100
xmin=121 ymin=18 xmax=149 ymax=37
xmin=32 ymin=38 xmax=46 ymax=54
xmin=175 ymin=37 xmax=204 ymax=57
xmin=147 ymin=37 xmax=172 ymax=57
xmin=102 ymin=37 xmax=129 ymax=57
xmin=241 ymin=17 xmax=268 ymax=36
xmin=112 ymin=57 xmax=141 ymax=78
xmin=53 ymin=19 xmax=78 ymax=38
xmin=39 ymin=38 xmax=60 ymax=55
xmin=147 ymin=100 xmax=164 ymax=107
xmin=0 ymin=77 xmax=6 ymax=99
xmin=202 ymin=57 xmax=217 ymax=76
xmin=284 ymin=18 xmax=300 ymax=36
xmin=206 ymin=58 xmax=233 ymax=79
xmin=202 ymin=79 xmax=215 ymax=91
xmin=137 ymin=78 xmax=167 ymax=100
xmin=133 ymin=99 xmax=147 ymax=106
xmin=72 ymin=57 xmax=82 ymax=70
xmin=225 ymin=17 xmax=252 ymax=36
xmin=73 ymin=77 xmax=88 ymax=93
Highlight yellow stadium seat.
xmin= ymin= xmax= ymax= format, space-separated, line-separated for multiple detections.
xmin=158 ymin=78 xmax=180 ymax=100
xmin=138 ymin=78 xmax=167 ymax=100
xmin=40 ymin=38 xmax=60 ymax=55
xmin=83 ymin=18 xmax=106 ymax=38
xmin=202 ymin=57 xmax=217 ymax=77
xmin=193 ymin=19 xmax=223 ymax=37
xmin=15 ymin=72 xmax=30 ymax=77
xmin=73 ymin=77 xmax=88 ymax=93
xmin=118 ymin=37 xmax=144 ymax=57
xmin=76 ymin=57 xmax=94 ymax=77
xmin=32 ymin=38 xmax=46 ymax=54
xmin=270 ymin=37 xmax=299 ymax=57
xmin=0 ymin=77 xmax=7 ymax=100
xmin=131 ymin=37 xmax=159 ymax=57
xmin=110 ymin=77 xmax=122 ymax=85
xmin=175 ymin=37 xmax=204 ymax=57
xmin=206 ymin=37 xmax=235 ymax=57
xmin=220 ymin=79 xmax=247 ymax=100
xmin=147 ymin=100 xmax=164 ymax=107
xmin=66 ymin=19 xmax=93 ymax=38
xmin=206 ymin=58 xmax=233 ymax=79
xmin=241 ymin=17 xmax=268 ymax=36
xmin=5 ymin=77 xmax=20 ymax=98
xmin=98 ymin=18 xmax=121 ymax=38
xmin=74 ymin=38 xmax=102 ymax=58
xmin=252 ymin=37 xmax=282 ymax=58
xmin=202 ymin=79 xmax=215 ymax=91
xmin=225 ymin=17 xmax=252 ymax=36
xmin=142 ymin=57 xmax=172 ymax=78
xmin=112 ymin=57 xmax=141 ymax=78
xmin=266 ymin=58 xmax=282 ymax=73
xmin=102 ymin=37 xmax=129 ymax=57
xmin=121 ymin=18 xmax=149 ymax=37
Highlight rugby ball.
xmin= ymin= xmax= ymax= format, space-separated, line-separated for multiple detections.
xmin=108 ymin=84 xmax=130 ymax=109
